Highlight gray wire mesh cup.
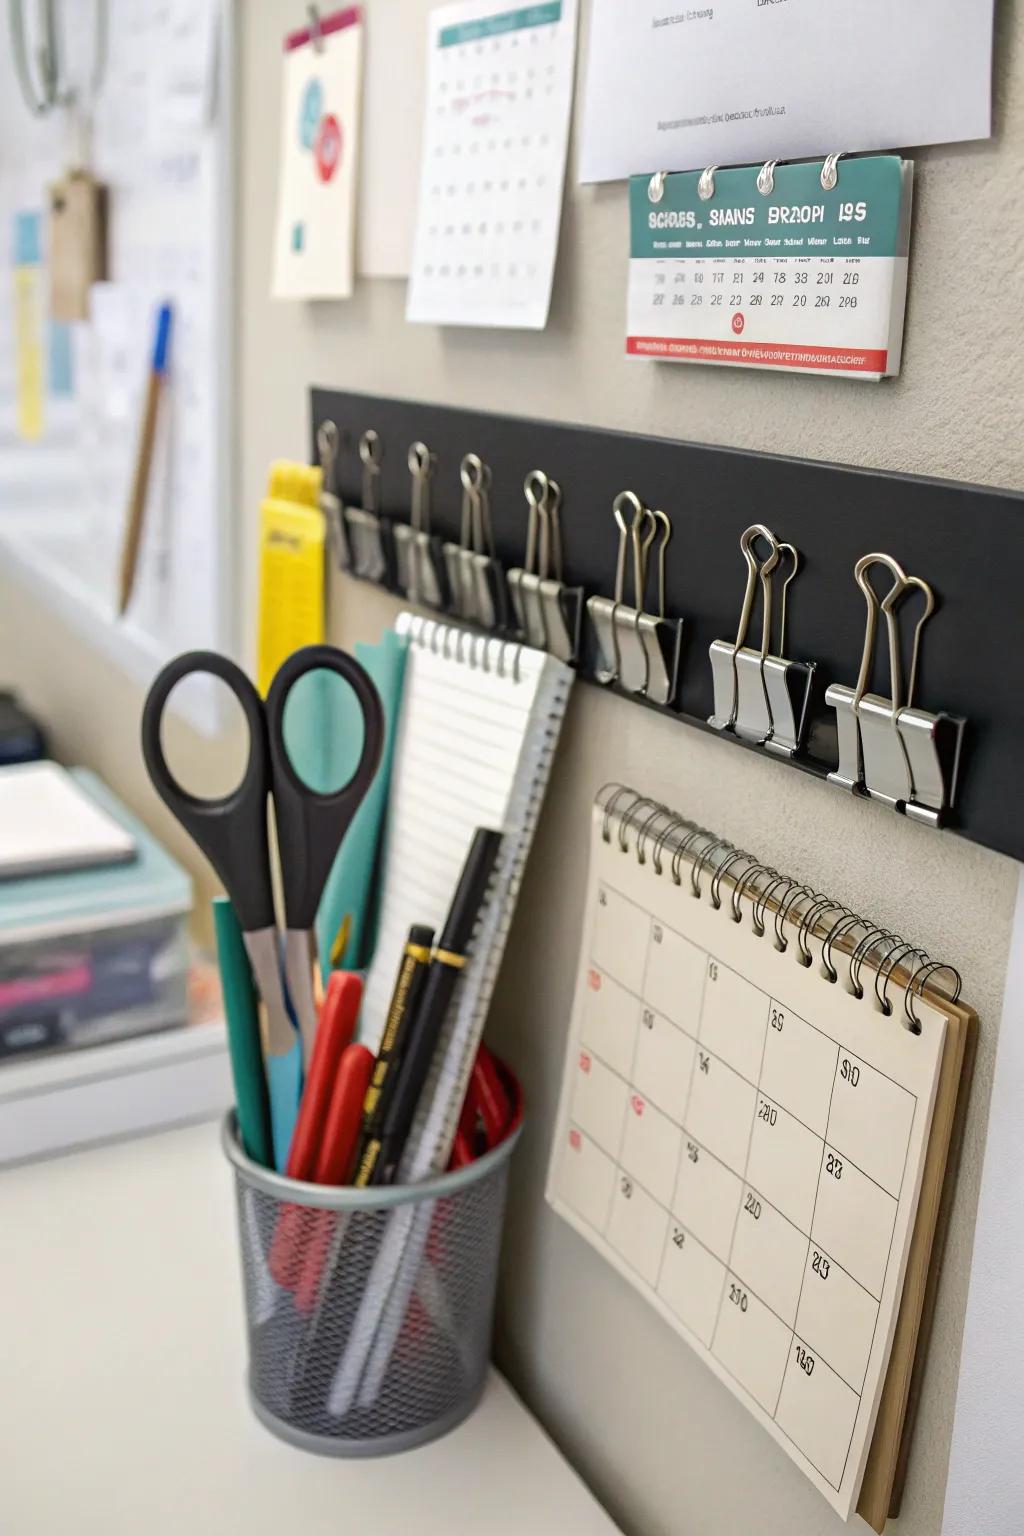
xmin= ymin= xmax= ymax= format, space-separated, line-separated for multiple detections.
xmin=221 ymin=1088 xmax=522 ymax=1457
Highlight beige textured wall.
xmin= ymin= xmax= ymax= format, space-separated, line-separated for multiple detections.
xmin=1 ymin=3 xmax=1021 ymax=1532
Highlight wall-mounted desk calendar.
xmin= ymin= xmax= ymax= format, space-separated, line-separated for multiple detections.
xmin=547 ymin=788 xmax=973 ymax=1528
xmin=626 ymin=157 xmax=912 ymax=379
xmin=406 ymin=0 xmax=578 ymax=329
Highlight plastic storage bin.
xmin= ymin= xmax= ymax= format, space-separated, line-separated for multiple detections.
xmin=0 ymin=769 xmax=192 ymax=1058
xmin=222 ymin=1092 xmax=523 ymax=1457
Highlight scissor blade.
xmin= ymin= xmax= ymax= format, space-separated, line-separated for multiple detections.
xmin=282 ymin=927 xmax=319 ymax=1068
xmin=243 ymin=926 xmax=301 ymax=1170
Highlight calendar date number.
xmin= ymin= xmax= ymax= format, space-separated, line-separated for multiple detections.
xmin=794 ymin=1343 xmax=815 ymax=1377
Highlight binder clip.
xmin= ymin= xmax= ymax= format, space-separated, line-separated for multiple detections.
xmin=393 ymin=441 xmax=447 ymax=608
xmin=507 ymin=470 xmax=582 ymax=663
xmin=343 ymin=430 xmax=390 ymax=584
xmin=317 ymin=419 xmax=350 ymax=571
xmin=586 ymin=491 xmax=682 ymax=707
xmin=708 ymin=524 xmax=815 ymax=757
xmin=442 ymin=454 xmax=509 ymax=630
xmin=826 ymin=553 xmax=966 ymax=828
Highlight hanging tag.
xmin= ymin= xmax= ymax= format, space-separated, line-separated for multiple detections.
xmin=48 ymin=171 xmax=107 ymax=323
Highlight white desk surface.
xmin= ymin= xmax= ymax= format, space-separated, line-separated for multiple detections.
xmin=1 ymin=1120 xmax=619 ymax=1536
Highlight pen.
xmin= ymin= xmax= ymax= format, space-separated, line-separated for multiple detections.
xmin=118 ymin=300 xmax=172 ymax=616
xmin=292 ymin=1041 xmax=375 ymax=1316
xmin=365 ymin=828 xmax=503 ymax=1186
xmin=269 ymin=973 xmax=363 ymax=1289
xmin=351 ymin=923 xmax=434 ymax=1180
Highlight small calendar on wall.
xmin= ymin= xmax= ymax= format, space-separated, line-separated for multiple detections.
xmin=626 ymin=156 xmax=913 ymax=379
xmin=546 ymin=792 xmax=969 ymax=1523
xmin=406 ymin=0 xmax=578 ymax=329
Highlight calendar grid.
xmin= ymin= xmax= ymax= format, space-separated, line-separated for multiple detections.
xmin=564 ymin=874 xmax=923 ymax=1494
xmin=708 ymin=990 xmax=772 ymax=1363
xmin=572 ymin=985 xmax=912 ymax=1256
xmin=549 ymin=799 xmax=954 ymax=1518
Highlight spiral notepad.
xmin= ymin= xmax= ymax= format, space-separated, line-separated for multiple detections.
xmin=326 ymin=614 xmax=572 ymax=1421
xmin=547 ymin=787 xmax=974 ymax=1528
xmin=363 ymin=611 xmax=572 ymax=1173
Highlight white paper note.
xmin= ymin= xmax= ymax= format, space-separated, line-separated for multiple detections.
xmin=579 ymin=0 xmax=994 ymax=184
xmin=272 ymin=7 xmax=363 ymax=300
xmin=406 ymin=0 xmax=578 ymax=329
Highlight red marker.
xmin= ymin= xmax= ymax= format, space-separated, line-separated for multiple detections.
xmin=269 ymin=974 xmax=362 ymax=1290
xmin=294 ymin=1042 xmax=374 ymax=1315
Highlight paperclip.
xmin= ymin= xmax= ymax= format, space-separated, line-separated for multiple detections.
xmin=634 ymin=509 xmax=677 ymax=705
xmin=709 ymin=525 xmax=780 ymax=740
xmin=442 ymin=454 xmax=508 ymax=629
xmin=588 ymin=493 xmax=682 ymax=704
xmin=344 ymin=430 xmax=388 ymax=583
xmin=827 ymin=553 xmax=913 ymax=802
xmin=709 ymin=526 xmax=814 ymax=755
xmin=317 ymin=419 xmax=349 ymax=571
xmin=509 ymin=470 xmax=551 ymax=649
xmin=588 ymin=491 xmax=641 ymax=688
xmin=394 ymin=442 xmax=444 ymax=607
xmin=828 ymin=554 xmax=965 ymax=823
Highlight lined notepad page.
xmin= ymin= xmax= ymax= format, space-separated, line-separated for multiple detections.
xmin=547 ymin=802 xmax=948 ymax=1520
xmin=363 ymin=613 xmax=571 ymax=1167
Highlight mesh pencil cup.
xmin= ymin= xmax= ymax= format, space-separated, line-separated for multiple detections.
xmin=221 ymin=1076 xmax=523 ymax=1457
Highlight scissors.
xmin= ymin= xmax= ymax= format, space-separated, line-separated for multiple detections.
xmin=141 ymin=645 xmax=385 ymax=1170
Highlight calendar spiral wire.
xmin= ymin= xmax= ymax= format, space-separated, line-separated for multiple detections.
xmin=598 ymin=782 xmax=962 ymax=1033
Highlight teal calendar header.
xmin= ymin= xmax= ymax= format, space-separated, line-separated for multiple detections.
xmin=630 ymin=157 xmax=910 ymax=261
xmin=439 ymin=3 xmax=561 ymax=48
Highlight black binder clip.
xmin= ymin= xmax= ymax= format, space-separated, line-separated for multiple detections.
xmin=343 ymin=430 xmax=390 ymax=584
xmin=708 ymin=524 xmax=814 ymax=757
xmin=317 ymin=419 xmax=350 ymax=571
xmin=443 ymin=454 xmax=509 ymax=630
xmin=393 ymin=442 xmax=447 ymax=608
xmin=826 ymin=553 xmax=965 ymax=828
xmin=586 ymin=491 xmax=682 ymax=707
xmin=508 ymin=470 xmax=582 ymax=663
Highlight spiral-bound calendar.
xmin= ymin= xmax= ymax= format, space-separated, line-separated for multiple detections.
xmin=547 ymin=788 xmax=974 ymax=1528
xmin=627 ymin=156 xmax=913 ymax=379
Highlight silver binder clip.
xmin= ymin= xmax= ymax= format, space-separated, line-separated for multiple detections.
xmin=393 ymin=442 xmax=445 ymax=608
xmin=443 ymin=454 xmax=509 ymax=630
xmin=708 ymin=525 xmax=814 ymax=756
xmin=344 ymin=430 xmax=389 ymax=584
xmin=587 ymin=492 xmax=682 ymax=706
xmin=826 ymin=553 xmax=965 ymax=826
xmin=317 ymin=419 xmax=350 ymax=571
xmin=508 ymin=470 xmax=582 ymax=663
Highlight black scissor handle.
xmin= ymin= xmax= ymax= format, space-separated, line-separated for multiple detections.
xmin=140 ymin=651 xmax=275 ymax=932
xmin=265 ymin=644 xmax=386 ymax=931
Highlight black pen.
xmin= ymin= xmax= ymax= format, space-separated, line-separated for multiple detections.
xmin=351 ymin=923 xmax=434 ymax=1186
xmin=371 ymin=827 xmax=503 ymax=1185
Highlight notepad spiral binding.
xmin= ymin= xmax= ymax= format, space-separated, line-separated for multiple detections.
xmin=402 ymin=611 xmax=528 ymax=682
xmin=599 ymin=784 xmax=961 ymax=1034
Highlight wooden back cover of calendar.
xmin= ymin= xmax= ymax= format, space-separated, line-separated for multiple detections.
xmin=858 ymin=992 xmax=976 ymax=1530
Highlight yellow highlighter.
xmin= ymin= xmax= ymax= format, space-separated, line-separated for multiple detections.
xmin=257 ymin=461 xmax=326 ymax=696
